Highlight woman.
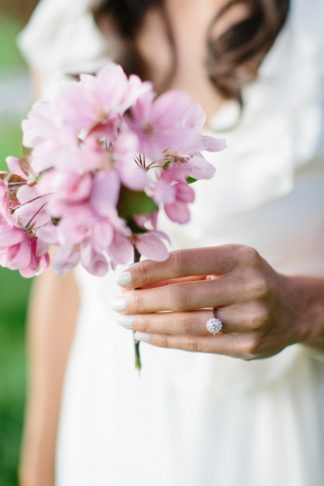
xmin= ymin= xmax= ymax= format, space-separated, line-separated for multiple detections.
xmin=19 ymin=0 xmax=324 ymax=485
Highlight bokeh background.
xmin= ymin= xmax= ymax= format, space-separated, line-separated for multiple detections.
xmin=0 ymin=1 xmax=38 ymax=484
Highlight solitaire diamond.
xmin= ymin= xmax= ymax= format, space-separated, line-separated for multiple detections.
xmin=206 ymin=317 xmax=223 ymax=335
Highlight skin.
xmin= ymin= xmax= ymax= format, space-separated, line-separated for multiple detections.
xmin=114 ymin=245 xmax=324 ymax=358
xmin=20 ymin=269 xmax=79 ymax=486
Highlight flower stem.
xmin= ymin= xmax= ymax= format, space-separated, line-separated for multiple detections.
xmin=133 ymin=246 xmax=142 ymax=372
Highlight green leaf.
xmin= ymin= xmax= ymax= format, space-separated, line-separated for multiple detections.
xmin=186 ymin=176 xmax=197 ymax=184
xmin=117 ymin=186 xmax=158 ymax=219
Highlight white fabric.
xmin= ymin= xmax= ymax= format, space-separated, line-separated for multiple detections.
xmin=19 ymin=0 xmax=324 ymax=485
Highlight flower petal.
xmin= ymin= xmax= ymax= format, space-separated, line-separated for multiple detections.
xmin=136 ymin=232 xmax=169 ymax=261
xmin=187 ymin=154 xmax=216 ymax=180
xmin=165 ymin=201 xmax=191 ymax=224
xmin=81 ymin=243 xmax=109 ymax=277
xmin=109 ymin=232 xmax=133 ymax=265
xmin=53 ymin=246 xmax=81 ymax=275
xmin=91 ymin=170 xmax=120 ymax=216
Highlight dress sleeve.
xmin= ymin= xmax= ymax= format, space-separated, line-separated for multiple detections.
xmin=17 ymin=0 xmax=110 ymax=78
xmin=293 ymin=0 xmax=324 ymax=85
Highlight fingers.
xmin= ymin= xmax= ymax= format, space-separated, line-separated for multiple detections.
xmin=112 ymin=275 xmax=241 ymax=314
xmin=118 ymin=310 xmax=215 ymax=336
xmin=117 ymin=302 xmax=268 ymax=335
xmin=116 ymin=245 xmax=244 ymax=290
xmin=137 ymin=275 xmax=207 ymax=290
xmin=132 ymin=330 xmax=261 ymax=359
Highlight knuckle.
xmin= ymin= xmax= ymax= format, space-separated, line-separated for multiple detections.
xmin=170 ymin=285 xmax=192 ymax=311
xmin=239 ymin=245 xmax=260 ymax=266
xmin=244 ymin=333 xmax=262 ymax=357
xmin=248 ymin=301 xmax=269 ymax=329
xmin=184 ymin=337 xmax=201 ymax=353
xmin=179 ymin=313 xmax=194 ymax=335
xmin=171 ymin=250 xmax=191 ymax=276
xmin=137 ymin=260 xmax=152 ymax=286
xmin=255 ymin=301 xmax=269 ymax=326
xmin=253 ymin=274 xmax=269 ymax=298
xmin=244 ymin=269 xmax=269 ymax=298
xmin=157 ymin=335 xmax=170 ymax=348
xmin=138 ymin=317 xmax=152 ymax=333
xmin=132 ymin=291 xmax=145 ymax=312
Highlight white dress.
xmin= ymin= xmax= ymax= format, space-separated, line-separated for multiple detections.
xmin=19 ymin=1 xmax=324 ymax=485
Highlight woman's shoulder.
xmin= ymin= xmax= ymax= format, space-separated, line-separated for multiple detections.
xmin=18 ymin=0 xmax=109 ymax=76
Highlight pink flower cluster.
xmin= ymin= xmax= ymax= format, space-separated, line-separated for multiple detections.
xmin=0 ymin=62 xmax=225 ymax=278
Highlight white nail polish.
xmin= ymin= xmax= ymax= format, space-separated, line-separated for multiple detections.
xmin=110 ymin=297 xmax=127 ymax=312
xmin=116 ymin=272 xmax=132 ymax=287
xmin=134 ymin=331 xmax=151 ymax=343
xmin=118 ymin=316 xmax=134 ymax=329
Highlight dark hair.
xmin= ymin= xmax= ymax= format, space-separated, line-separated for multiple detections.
xmin=92 ymin=0 xmax=289 ymax=103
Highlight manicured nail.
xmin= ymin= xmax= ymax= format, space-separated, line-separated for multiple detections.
xmin=134 ymin=331 xmax=151 ymax=343
xmin=118 ymin=316 xmax=134 ymax=329
xmin=116 ymin=272 xmax=132 ymax=287
xmin=110 ymin=297 xmax=127 ymax=312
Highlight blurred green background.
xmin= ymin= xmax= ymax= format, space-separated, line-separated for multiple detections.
xmin=0 ymin=2 xmax=37 ymax=484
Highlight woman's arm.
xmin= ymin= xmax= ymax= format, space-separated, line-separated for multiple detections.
xmin=112 ymin=245 xmax=324 ymax=359
xmin=19 ymin=269 xmax=79 ymax=486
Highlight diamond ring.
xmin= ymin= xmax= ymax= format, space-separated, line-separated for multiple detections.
xmin=206 ymin=314 xmax=223 ymax=335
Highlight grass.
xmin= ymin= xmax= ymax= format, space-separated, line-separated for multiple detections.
xmin=0 ymin=121 xmax=23 ymax=165
xmin=0 ymin=269 xmax=30 ymax=486
xmin=0 ymin=15 xmax=24 ymax=73
xmin=0 ymin=15 xmax=30 ymax=485
xmin=0 ymin=120 xmax=30 ymax=486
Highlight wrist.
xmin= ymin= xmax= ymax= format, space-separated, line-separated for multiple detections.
xmin=287 ymin=274 xmax=324 ymax=350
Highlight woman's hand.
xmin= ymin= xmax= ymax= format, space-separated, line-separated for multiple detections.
xmin=111 ymin=244 xmax=318 ymax=360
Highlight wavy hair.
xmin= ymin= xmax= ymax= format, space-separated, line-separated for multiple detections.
xmin=92 ymin=0 xmax=289 ymax=103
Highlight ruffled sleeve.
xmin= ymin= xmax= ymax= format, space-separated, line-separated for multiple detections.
xmin=205 ymin=0 xmax=324 ymax=214
xmin=17 ymin=0 xmax=109 ymax=93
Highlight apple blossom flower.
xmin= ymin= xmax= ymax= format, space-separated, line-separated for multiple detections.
xmin=153 ymin=166 xmax=195 ymax=224
xmin=1 ymin=61 xmax=226 ymax=286
xmin=0 ymin=180 xmax=50 ymax=277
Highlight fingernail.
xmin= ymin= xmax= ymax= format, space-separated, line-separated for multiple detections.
xmin=116 ymin=272 xmax=132 ymax=287
xmin=134 ymin=331 xmax=151 ymax=343
xmin=110 ymin=297 xmax=127 ymax=312
xmin=118 ymin=316 xmax=134 ymax=329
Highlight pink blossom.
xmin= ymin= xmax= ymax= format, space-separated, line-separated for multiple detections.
xmin=76 ymin=64 xmax=152 ymax=129
xmin=108 ymin=231 xmax=134 ymax=267
xmin=153 ymin=166 xmax=195 ymax=224
xmin=22 ymin=100 xmax=87 ymax=174
xmin=22 ymin=63 xmax=152 ymax=175
xmin=0 ymin=180 xmax=50 ymax=277
xmin=127 ymin=90 xmax=226 ymax=162
xmin=0 ymin=179 xmax=12 ymax=226
xmin=180 ymin=103 xmax=227 ymax=153
xmin=22 ymin=64 xmax=152 ymax=176
xmin=53 ymin=241 xmax=109 ymax=277
xmin=126 ymin=91 xmax=201 ymax=159
xmin=6 ymin=156 xmax=27 ymax=178
xmin=112 ymin=132 xmax=148 ymax=190
xmin=0 ymin=230 xmax=49 ymax=278
xmin=14 ymin=185 xmax=51 ymax=229
xmin=5 ymin=62 xmax=227 ymax=279
xmin=81 ymin=242 xmax=109 ymax=276
xmin=40 ymin=170 xmax=120 ymax=255
xmin=108 ymin=228 xmax=169 ymax=266
xmin=135 ymin=230 xmax=169 ymax=261
xmin=52 ymin=245 xmax=81 ymax=275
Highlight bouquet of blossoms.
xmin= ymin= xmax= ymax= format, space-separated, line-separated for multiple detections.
xmin=0 ymin=62 xmax=225 ymax=369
